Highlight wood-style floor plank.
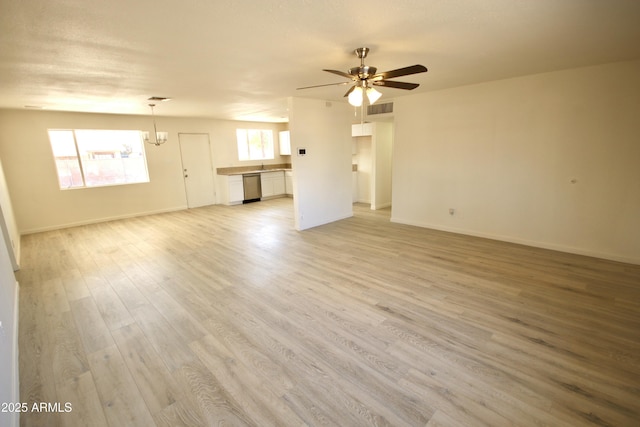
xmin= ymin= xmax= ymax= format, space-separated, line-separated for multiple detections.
xmin=87 ymin=345 xmax=157 ymax=427
xmin=69 ymin=297 xmax=114 ymax=354
xmin=56 ymin=371 xmax=109 ymax=427
xmin=18 ymin=198 xmax=640 ymax=426
xmin=50 ymin=311 xmax=90 ymax=389
xmin=110 ymin=323 xmax=180 ymax=415
xmin=18 ymin=287 xmax=60 ymax=427
xmin=153 ymin=399 xmax=205 ymax=427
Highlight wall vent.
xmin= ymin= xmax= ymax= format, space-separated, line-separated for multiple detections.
xmin=367 ymin=102 xmax=393 ymax=115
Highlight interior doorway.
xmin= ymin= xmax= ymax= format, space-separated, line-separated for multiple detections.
xmin=178 ymin=133 xmax=216 ymax=208
xmin=352 ymin=120 xmax=394 ymax=210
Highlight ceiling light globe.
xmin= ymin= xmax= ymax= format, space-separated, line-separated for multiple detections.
xmin=348 ymin=87 xmax=363 ymax=107
xmin=366 ymin=87 xmax=382 ymax=104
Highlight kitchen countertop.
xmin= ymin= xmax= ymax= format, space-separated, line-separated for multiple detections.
xmin=223 ymin=168 xmax=291 ymax=176
xmin=218 ymin=168 xmax=291 ymax=175
xmin=216 ymin=164 xmax=292 ymax=175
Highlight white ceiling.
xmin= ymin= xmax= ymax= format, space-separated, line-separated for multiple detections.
xmin=1 ymin=0 xmax=640 ymax=122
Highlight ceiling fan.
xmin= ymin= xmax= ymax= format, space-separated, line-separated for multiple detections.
xmin=296 ymin=47 xmax=428 ymax=107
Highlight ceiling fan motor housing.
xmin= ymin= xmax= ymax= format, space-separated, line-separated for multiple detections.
xmin=349 ymin=65 xmax=377 ymax=80
xmin=351 ymin=47 xmax=375 ymax=81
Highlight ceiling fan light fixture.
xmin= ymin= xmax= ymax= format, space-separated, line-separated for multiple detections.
xmin=296 ymin=47 xmax=427 ymax=112
xmin=366 ymin=87 xmax=382 ymax=105
xmin=348 ymin=86 xmax=363 ymax=107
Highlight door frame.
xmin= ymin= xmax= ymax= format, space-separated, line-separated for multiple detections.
xmin=178 ymin=132 xmax=216 ymax=208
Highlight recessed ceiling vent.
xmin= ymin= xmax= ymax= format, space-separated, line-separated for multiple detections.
xmin=367 ymin=101 xmax=393 ymax=115
xmin=147 ymin=96 xmax=171 ymax=102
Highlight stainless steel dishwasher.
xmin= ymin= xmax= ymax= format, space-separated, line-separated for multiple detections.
xmin=242 ymin=173 xmax=261 ymax=203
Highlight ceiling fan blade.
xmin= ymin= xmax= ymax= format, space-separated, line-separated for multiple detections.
xmin=371 ymin=64 xmax=427 ymax=80
xmin=343 ymin=85 xmax=356 ymax=97
xmin=372 ymin=80 xmax=420 ymax=90
xmin=296 ymin=81 xmax=351 ymax=90
xmin=323 ymin=69 xmax=354 ymax=79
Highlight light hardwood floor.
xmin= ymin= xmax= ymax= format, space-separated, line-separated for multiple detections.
xmin=18 ymin=198 xmax=640 ymax=426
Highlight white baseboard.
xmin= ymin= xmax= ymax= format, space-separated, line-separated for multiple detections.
xmin=391 ymin=216 xmax=640 ymax=266
xmin=371 ymin=202 xmax=391 ymax=210
xmin=20 ymin=206 xmax=188 ymax=235
xmin=297 ymin=211 xmax=354 ymax=231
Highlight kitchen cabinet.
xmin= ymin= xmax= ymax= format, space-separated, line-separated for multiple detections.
xmin=352 ymin=170 xmax=358 ymax=202
xmin=218 ymin=174 xmax=244 ymax=205
xmin=260 ymin=171 xmax=286 ymax=198
xmin=279 ymin=131 xmax=291 ymax=155
xmin=285 ymin=170 xmax=293 ymax=196
xmin=352 ymin=123 xmax=373 ymax=137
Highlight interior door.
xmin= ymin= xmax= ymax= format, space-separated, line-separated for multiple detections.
xmin=178 ymin=133 xmax=216 ymax=208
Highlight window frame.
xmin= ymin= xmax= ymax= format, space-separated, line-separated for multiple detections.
xmin=47 ymin=129 xmax=150 ymax=190
xmin=236 ymin=128 xmax=275 ymax=161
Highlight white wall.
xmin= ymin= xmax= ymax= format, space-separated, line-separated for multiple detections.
xmin=288 ymin=98 xmax=353 ymax=230
xmin=392 ymin=60 xmax=640 ymax=264
xmin=354 ymin=137 xmax=372 ymax=204
xmin=371 ymin=122 xmax=393 ymax=210
xmin=0 ymin=110 xmax=286 ymax=233
xmin=0 ymin=158 xmax=19 ymax=269
xmin=0 ymin=219 xmax=19 ymax=427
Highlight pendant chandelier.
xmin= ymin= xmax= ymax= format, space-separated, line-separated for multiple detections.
xmin=143 ymin=102 xmax=169 ymax=146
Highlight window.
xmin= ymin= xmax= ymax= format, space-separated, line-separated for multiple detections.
xmin=236 ymin=129 xmax=274 ymax=161
xmin=48 ymin=129 xmax=150 ymax=189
